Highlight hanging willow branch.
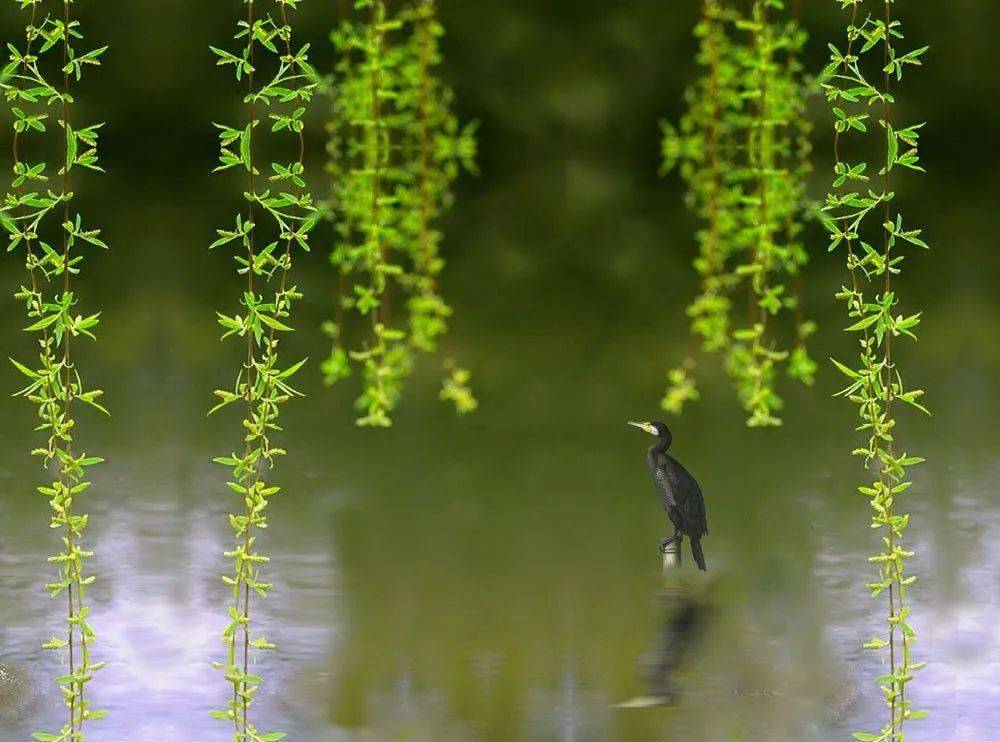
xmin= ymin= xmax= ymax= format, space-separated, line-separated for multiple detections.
xmin=821 ymin=1 xmax=929 ymax=738
xmin=402 ymin=0 xmax=478 ymax=414
xmin=661 ymin=0 xmax=814 ymax=427
xmin=783 ymin=5 xmax=817 ymax=387
xmin=726 ymin=0 xmax=787 ymax=428
xmin=209 ymin=0 xmax=318 ymax=738
xmin=1 ymin=1 xmax=110 ymax=738
xmin=661 ymin=0 xmax=740 ymax=414
xmin=322 ymin=0 xmax=477 ymax=426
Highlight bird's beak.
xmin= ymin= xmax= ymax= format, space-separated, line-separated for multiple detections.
xmin=628 ymin=421 xmax=655 ymax=435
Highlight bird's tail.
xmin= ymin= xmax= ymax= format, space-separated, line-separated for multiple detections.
xmin=690 ymin=537 xmax=707 ymax=572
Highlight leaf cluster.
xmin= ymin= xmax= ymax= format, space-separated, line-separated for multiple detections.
xmin=661 ymin=0 xmax=816 ymax=428
xmin=820 ymin=1 xmax=929 ymax=737
xmin=320 ymin=0 xmax=478 ymax=427
xmin=1 ymin=1 xmax=110 ymax=738
xmin=208 ymin=1 xmax=316 ymax=739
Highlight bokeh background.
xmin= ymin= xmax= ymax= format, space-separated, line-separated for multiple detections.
xmin=0 ymin=1 xmax=997 ymax=739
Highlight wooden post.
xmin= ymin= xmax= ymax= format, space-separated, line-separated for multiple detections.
xmin=662 ymin=537 xmax=682 ymax=570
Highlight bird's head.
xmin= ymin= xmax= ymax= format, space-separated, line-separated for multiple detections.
xmin=628 ymin=420 xmax=672 ymax=444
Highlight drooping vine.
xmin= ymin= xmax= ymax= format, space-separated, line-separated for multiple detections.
xmin=726 ymin=0 xmax=784 ymax=427
xmin=209 ymin=1 xmax=317 ymax=738
xmin=660 ymin=0 xmax=741 ymax=415
xmin=400 ymin=0 xmax=478 ymax=416
xmin=783 ymin=1 xmax=818 ymax=388
xmin=321 ymin=0 xmax=477 ymax=427
xmin=1 ymin=1 xmax=110 ymax=738
xmin=661 ymin=0 xmax=815 ymax=427
xmin=821 ymin=1 xmax=929 ymax=738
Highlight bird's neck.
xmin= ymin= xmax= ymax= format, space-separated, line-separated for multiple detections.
xmin=649 ymin=437 xmax=671 ymax=456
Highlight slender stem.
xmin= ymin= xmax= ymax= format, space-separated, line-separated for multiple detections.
xmin=367 ymin=1 xmax=385 ymax=331
xmin=880 ymin=3 xmax=901 ymax=735
xmin=747 ymin=1 xmax=775 ymax=419
xmin=59 ymin=1 xmax=80 ymax=732
xmin=232 ymin=3 xmax=257 ymax=734
xmin=328 ymin=0 xmax=350 ymax=359
xmin=416 ymin=2 xmax=434 ymax=281
xmin=702 ymin=0 xmax=723 ymax=287
xmin=243 ymin=19 xmax=306 ymax=731
xmin=787 ymin=4 xmax=806 ymax=349
xmin=754 ymin=4 xmax=771 ymax=331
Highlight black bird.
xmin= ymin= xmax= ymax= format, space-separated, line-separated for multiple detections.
xmin=629 ymin=421 xmax=708 ymax=571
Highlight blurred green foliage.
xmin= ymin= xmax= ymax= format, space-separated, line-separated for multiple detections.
xmin=0 ymin=1 xmax=992 ymax=408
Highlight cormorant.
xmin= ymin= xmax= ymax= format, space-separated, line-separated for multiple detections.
xmin=629 ymin=421 xmax=708 ymax=571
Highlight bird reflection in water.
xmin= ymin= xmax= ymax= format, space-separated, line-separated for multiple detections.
xmin=644 ymin=583 xmax=713 ymax=705
xmin=616 ymin=573 xmax=715 ymax=709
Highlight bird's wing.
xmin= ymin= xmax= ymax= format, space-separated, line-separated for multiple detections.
xmin=664 ymin=456 xmax=708 ymax=537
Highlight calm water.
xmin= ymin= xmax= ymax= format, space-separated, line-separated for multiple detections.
xmin=0 ymin=353 xmax=997 ymax=740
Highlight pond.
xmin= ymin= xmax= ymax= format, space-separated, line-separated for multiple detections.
xmin=1 ymin=337 xmax=996 ymax=740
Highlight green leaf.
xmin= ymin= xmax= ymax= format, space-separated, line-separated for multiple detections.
xmin=9 ymin=357 xmax=40 ymax=379
xmin=844 ymin=314 xmax=878 ymax=332
xmin=830 ymin=357 xmax=859 ymax=379
xmin=24 ymin=313 xmax=59 ymax=332
xmin=278 ymin=358 xmax=308 ymax=379
xmin=258 ymin=314 xmax=293 ymax=332
xmin=65 ymin=123 xmax=78 ymax=172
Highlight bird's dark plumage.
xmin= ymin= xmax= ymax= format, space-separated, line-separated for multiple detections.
xmin=631 ymin=421 xmax=708 ymax=571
